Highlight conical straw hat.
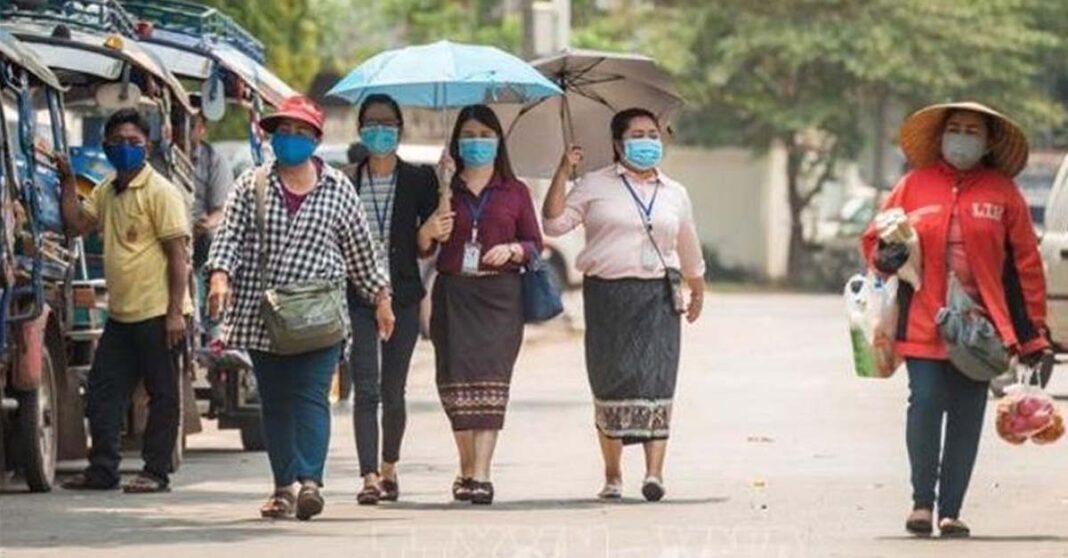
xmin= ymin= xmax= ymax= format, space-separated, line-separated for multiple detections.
xmin=898 ymin=101 xmax=1029 ymax=177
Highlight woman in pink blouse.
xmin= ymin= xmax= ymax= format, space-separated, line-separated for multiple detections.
xmin=430 ymin=104 xmax=543 ymax=505
xmin=543 ymin=108 xmax=705 ymax=502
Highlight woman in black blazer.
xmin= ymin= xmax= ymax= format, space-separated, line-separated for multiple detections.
xmin=346 ymin=94 xmax=454 ymax=504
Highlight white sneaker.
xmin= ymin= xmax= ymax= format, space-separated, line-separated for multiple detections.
xmin=597 ymin=481 xmax=623 ymax=500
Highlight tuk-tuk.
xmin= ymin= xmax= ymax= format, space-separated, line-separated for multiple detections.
xmin=118 ymin=0 xmax=298 ymax=451
xmin=0 ymin=28 xmax=82 ymax=492
xmin=2 ymin=0 xmax=204 ymax=469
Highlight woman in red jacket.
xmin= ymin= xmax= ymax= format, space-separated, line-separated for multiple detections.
xmin=862 ymin=102 xmax=1050 ymax=538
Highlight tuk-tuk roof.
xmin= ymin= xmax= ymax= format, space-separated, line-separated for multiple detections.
xmin=2 ymin=20 xmax=192 ymax=112
xmin=0 ymin=28 xmax=65 ymax=91
xmin=132 ymin=27 xmax=297 ymax=108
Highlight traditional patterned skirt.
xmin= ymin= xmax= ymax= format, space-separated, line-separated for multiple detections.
xmin=584 ymin=276 xmax=681 ymax=445
xmin=431 ymin=273 xmax=524 ymax=431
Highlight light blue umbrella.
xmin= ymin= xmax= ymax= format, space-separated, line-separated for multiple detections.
xmin=327 ymin=40 xmax=562 ymax=108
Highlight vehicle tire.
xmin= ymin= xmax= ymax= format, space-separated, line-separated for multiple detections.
xmin=16 ymin=345 xmax=58 ymax=492
xmin=240 ymin=419 xmax=265 ymax=452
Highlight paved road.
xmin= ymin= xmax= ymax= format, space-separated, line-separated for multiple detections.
xmin=2 ymin=293 xmax=1067 ymax=558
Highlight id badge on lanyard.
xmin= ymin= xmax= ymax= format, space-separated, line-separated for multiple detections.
xmin=461 ymin=189 xmax=493 ymax=275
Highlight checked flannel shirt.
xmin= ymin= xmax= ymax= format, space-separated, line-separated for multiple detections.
xmin=205 ymin=160 xmax=390 ymax=353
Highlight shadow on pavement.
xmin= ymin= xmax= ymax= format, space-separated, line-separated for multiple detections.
xmin=877 ymin=535 xmax=1068 ymax=543
xmin=386 ymin=496 xmax=728 ymax=512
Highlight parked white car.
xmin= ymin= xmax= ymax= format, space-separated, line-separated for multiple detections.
xmin=1041 ymin=153 xmax=1068 ymax=351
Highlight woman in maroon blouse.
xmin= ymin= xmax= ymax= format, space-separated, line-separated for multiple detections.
xmin=430 ymin=104 xmax=542 ymax=505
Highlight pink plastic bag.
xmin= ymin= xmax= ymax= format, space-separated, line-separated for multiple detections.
xmin=995 ymin=365 xmax=1064 ymax=445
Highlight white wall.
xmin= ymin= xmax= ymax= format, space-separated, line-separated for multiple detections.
xmin=662 ymin=145 xmax=789 ymax=280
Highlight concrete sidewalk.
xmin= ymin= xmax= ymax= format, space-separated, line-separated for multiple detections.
xmin=1 ymin=293 xmax=1067 ymax=557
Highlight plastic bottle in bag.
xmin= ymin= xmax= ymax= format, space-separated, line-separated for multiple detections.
xmin=845 ymin=273 xmax=902 ymax=378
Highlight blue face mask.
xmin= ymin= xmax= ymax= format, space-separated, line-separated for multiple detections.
xmin=623 ymin=137 xmax=663 ymax=171
xmin=271 ymin=133 xmax=318 ymax=166
xmin=359 ymin=126 xmax=400 ymax=156
xmin=103 ymin=142 xmax=147 ymax=173
xmin=457 ymin=137 xmax=499 ymax=169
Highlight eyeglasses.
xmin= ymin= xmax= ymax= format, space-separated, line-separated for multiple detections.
xmin=362 ymin=120 xmax=401 ymax=128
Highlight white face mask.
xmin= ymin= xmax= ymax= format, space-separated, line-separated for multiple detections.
xmin=941 ymin=132 xmax=987 ymax=171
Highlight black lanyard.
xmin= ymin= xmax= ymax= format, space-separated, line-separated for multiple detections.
xmin=360 ymin=166 xmax=397 ymax=241
xmin=620 ymin=175 xmax=661 ymax=230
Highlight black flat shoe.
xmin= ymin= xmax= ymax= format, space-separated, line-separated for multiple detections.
xmin=380 ymin=477 xmax=399 ymax=502
xmin=641 ymin=477 xmax=665 ymax=502
xmin=471 ymin=481 xmax=494 ymax=505
xmin=452 ymin=477 xmax=474 ymax=502
xmin=939 ymin=518 xmax=971 ymax=539
xmin=905 ymin=509 xmax=934 ymax=537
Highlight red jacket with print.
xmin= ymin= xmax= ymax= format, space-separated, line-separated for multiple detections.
xmin=861 ymin=161 xmax=1049 ymax=360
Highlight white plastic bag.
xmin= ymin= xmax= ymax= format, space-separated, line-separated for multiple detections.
xmin=845 ymin=273 xmax=902 ymax=378
xmin=874 ymin=208 xmax=923 ymax=290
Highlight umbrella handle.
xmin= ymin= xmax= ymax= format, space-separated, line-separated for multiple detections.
xmin=561 ymin=96 xmax=578 ymax=181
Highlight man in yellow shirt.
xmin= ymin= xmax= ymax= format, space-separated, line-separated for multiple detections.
xmin=56 ymin=109 xmax=190 ymax=493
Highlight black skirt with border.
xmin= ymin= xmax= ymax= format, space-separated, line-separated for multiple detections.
xmin=583 ymin=276 xmax=681 ymax=444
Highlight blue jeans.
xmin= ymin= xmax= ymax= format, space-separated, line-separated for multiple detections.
xmin=250 ymin=344 xmax=341 ymax=487
xmin=906 ymin=358 xmax=988 ymax=519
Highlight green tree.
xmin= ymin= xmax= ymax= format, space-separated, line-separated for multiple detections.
xmin=664 ymin=0 xmax=1063 ymax=281
xmin=200 ymin=0 xmax=323 ymax=90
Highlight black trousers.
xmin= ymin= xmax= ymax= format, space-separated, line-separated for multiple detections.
xmin=349 ymin=301 xmax=420 ymax=476
xmin=85 ymin=317 xmax=180 ymax=486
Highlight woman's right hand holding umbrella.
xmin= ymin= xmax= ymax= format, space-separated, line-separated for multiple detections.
xmin=556 ymin=145 xmax=583 ymax=179
xmin=543 ymin=145 xmax=583 ymax=220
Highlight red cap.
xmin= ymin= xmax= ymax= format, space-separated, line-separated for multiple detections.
xmin=259 ymin=95 xmax=325 ymax=135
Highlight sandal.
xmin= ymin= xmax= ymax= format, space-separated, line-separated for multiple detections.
xmin=452 ymin=477 xmax=474 ymax=502
xmin=905 ymin=508 xmax=934 ymax=537
xmin=122 ymin=473 xmax=171 ymax=494
xmin=939 ymin=518 xmax=971 ymax=539
xmin=641 ymin=477 xmax=665 ymax=502
xmin=296 ymin=481 xmax=325 ymax=521
xmin=380 ymin=476 xmax=399 ymax=502
xmin=61 ymin=472 xmax=118 ymax=491
xmin=261 ymin=488 xmax=297 ymax=519
xmin=357 ymin=484 xmax=381 ymax=506
xmin=471 ymin=481 xmax=494 ymax=505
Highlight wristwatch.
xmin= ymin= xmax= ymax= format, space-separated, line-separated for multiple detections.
xmin=374 ymin=288 xmax=393 ymax=306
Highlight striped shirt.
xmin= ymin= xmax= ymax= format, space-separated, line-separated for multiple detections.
xmin=360 ymin=170 xmax=396 ymax=272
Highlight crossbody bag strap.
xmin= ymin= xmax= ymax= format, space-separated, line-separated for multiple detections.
xmin=253 ymin=166 xmax=269 ymax=291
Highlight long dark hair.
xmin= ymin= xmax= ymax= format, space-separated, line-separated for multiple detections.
xmin=610 ymin=107 xmax=660 ymax=162
xmin=449 ymin=104 xmax=516 ymax=180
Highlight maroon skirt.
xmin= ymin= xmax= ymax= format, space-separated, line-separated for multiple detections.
xmin=430 ymin=273 xmax=523 ymax=431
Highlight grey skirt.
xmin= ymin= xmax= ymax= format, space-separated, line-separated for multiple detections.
xmin=431 ymin=273 xmax=523 ymax=431
xmin=584 ymin=276 xmax=681 ymax=444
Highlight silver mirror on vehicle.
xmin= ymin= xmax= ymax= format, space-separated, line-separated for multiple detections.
xmin=200 ymin=71 xmax=226 ymax=122
xmin=94 ymin=82 xmax=142 ymax=111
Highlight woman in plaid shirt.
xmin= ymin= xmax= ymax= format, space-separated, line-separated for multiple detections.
xmin=206 ymin=96 xmax=394 ymax=521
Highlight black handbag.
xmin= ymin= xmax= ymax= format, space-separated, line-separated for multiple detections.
xmin=521 ymin=250 xmax=564 ymax=323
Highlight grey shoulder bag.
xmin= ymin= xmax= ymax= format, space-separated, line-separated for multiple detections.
xmin=253 ymin=167 xmax=349 ymax=355
xmin=935 ymin=274 xmax=1011 ymax=382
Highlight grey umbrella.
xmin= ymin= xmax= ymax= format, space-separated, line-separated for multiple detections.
xmin=504 ymin=48 xmax=684 ymax=179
